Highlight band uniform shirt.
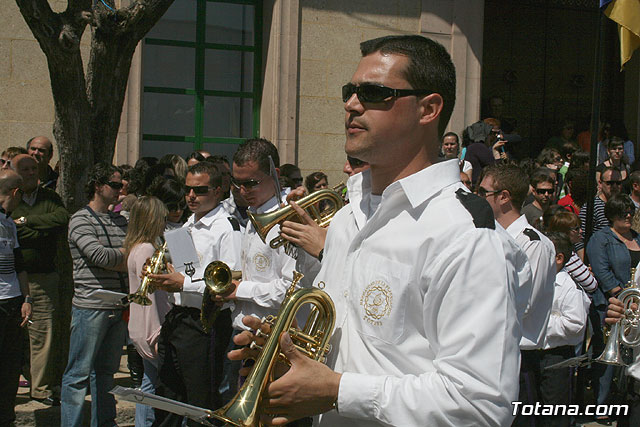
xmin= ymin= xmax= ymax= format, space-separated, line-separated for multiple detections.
xmin=0 ymin=210 xmax=21 ymax=299
xmin=542 ymin=269 xmax=590 ymax=349
xmin=232 ymin=193 xmax=297 ymax=331
xmin=315 ymin=160 xmax=526 ymax=426
xmin=506 ymin=214 xmax=556 ymax=350
xmin=172 ymin=203 xmax=242 ymax=308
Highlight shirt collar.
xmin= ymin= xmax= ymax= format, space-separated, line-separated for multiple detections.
xmin=505 ymin=214 xmax=531 ymax=238
xmin=347 ymin=159 xmax=462 ymax=210
xmin=185 ymin=203 xmax=226 ymax=228
xmin=250 ymin=191 xmax=288 ymax=214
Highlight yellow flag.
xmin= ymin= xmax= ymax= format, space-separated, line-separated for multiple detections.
xmin=605 ymin=0 xmax=640 ymax=69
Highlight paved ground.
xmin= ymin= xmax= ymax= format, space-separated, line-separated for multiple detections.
xmin=12 ymin=350 xmax=618 ymax=427
xmin=15 ymin=349 xmax=136 ymax=427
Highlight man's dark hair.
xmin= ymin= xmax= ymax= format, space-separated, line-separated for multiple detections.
xmin=546 ymin=231 xmax=572 ymax=267
xmin=305 ymin=171 xmax=328 ymax=194
xmin=566 ymin=169 xmax=589 ymax=207
xmin=599 ymin=166 xmax=622 ymax=182
xmin=85 ymin=163 xmax=120 ymax=200
xmin=630 ymin=170 xmax=640 ymax=187
xmin=205 ymin=155 xmax=230 ymax=169
xmin=607 ymin=136 xmax=625 ymax=150
xmin=482 ymin=163 xmax=529 ymax=210
xmin=530 ymin=169 xmax=555 ymax=188
xmin=280 ymin=164 xmax=301 ymax=178
xmin=188 ymin=161 xmax=222 ymax=188
xmin=186 ymin=151 xmax=206 ymax=163
xmin=233 ymin=138 xmax=279 ymax=175
xmin=604 ymin=193 xmax=635 ymax=223
xmin=570 ymin=150 xmax=589 ymax=170
xmin=442 ymin=132 xmax=459 ymax=144
xmin=360 ymin=35 xmax=456 ymax=137
xmin=536 ymin=148 xmax=561 ymax=167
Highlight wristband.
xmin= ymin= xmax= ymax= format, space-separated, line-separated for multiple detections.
xmin=318 ymin=248 xmax=324 ymax=262
xmin=24 ymin=296 xmax=33 ymax=304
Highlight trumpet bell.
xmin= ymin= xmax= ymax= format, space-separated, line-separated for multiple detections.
xmin=204 ymin=261 xmax=235 ymax=295
xmin=128 ymin=293 xmax=152 ymax=306
xmin=594 ymin=322 xmax=627 ymax=366
xmin=248 ymin=189 xmax=344 ymax=249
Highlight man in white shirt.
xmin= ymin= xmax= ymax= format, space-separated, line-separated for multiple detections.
xmin=149 ymin=161 xmax=242 ymax=426
xmin=478 ymin=163 xmax=556 ymax=424
xmin=230 ymin=35 xmax=527 ymax=426
xmin=535 ymin=231 xmax=590 ymax=426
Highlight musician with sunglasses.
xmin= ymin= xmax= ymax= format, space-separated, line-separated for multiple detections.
xmin=230 ymin=35 xmax=527 ymax=426
xmin=147 ymin=161 xmax=242 ymax=426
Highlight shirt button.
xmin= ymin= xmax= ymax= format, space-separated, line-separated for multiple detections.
xmin=343 ymin=291 xmax=348 ymax=298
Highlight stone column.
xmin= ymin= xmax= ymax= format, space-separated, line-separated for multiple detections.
xmin=260 ymin=0 xmax=300 ymax=165
xmin=420 ymin=0 xmax=484 ymax=135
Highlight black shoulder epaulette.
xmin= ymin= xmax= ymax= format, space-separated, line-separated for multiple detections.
xmin=523 ymin=228 xmax=540 ymax=241
xmin=227 ymin=217 xmax=240 ymax=231
xmin=455 ymin=188 xmax=495 ymax=229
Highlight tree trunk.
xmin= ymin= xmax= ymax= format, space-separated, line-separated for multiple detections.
xmin=16 ymin=0 xmax=175 ymax=212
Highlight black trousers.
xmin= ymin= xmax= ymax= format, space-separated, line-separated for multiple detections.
xmin=153 ymin=306 xmax=212 ymax=427
xmin=0 ymin=296 xmax=24 ymax=427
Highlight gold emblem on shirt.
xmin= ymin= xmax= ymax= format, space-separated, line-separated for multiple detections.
xmin=253 ymin=253 xmax=271 ymax=272
xmin=360 ymin=281 xmax=393 ymax=326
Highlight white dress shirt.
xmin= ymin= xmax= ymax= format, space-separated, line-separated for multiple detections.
xmin=232 ymin=194 xmax=297 ymax=330
xmin=506 ymin=214 xmax=556 ymax=350
xmin=542 ymin=270 xmax=591 ymax=349
xmin=315 ymin=160 xmax=526 ymax=427
xmin=170 ymin=204 xmax=242 ymax=308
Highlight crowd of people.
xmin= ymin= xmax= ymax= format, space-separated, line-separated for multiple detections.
xmin=1 ymin=33 xmax=640 ymax=427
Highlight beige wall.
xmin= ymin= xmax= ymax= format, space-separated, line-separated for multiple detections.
xmin=0 ymin=0 xmax=94 ymax=166
xmin=294 ymin=0 xmax=485 ymax=187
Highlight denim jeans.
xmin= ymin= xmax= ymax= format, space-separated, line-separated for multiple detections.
xmin=61 ymin=306 xmax=126 ymax=427
xmin=136 ymin=358 xmax=158 ymax=427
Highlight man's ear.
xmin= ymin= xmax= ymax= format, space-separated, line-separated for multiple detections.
xmin=418 ymin=93 xmax=443 ymax=126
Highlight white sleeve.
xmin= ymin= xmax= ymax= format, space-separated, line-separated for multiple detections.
xmin=235 ymin=248 xmax=296 ymax=308
xmin=337 ymin=229 xmax=522 ymax=426
xmin=546 ymin=283 xmax=588 ymax=342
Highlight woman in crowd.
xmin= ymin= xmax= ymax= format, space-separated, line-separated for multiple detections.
xmin=544 ymin=207 xmax=596 ymax=292
xmin=124 ymin=196 xmax=172 ymax=427
xmin=587 ymin=193 xmax=640 ymax=423
xmin=441 ymin=131 xmax=472 ymax=177
xmin=596 ymin=137 xmax=631 ymax=183
xmin=149 ymin=176 xmax=187 ymax=229
xmin=305 ymin=171 xmax=328 ymax=194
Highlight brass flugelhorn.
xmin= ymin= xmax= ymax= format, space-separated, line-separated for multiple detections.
xmin=248 ymin=189 xmax=344 ymax=249
xmin=210 ymin=272 xmax=335 ymax=426
xmin=596 ymin=268 xmax=640 ymax=366
xmin=128 ymin=242 xmax=168 ymax=306
xmin=201 ymin=261 xmax=242 ymax=333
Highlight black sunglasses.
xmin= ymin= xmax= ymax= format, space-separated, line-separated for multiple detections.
xmin=231 ymin=178 xmax=262 ymax=190
xmin=106 ymin=181 xmax=124 ymax=190
xmin=185 ymin=185 xmax=214 ymax=195
xmin=477 ymin=187 xmax=503 ymax=197
xmin=603 ymin=180 xmax=623 ymax=186
xmin=347 ymin=156 xmax=365 ymax=167
xmin=166 ymin=201 xmax=187 ymax=211
xmin=342 ymin=83 xmax=431 ymax=103
xmin=534 ymin=188 xmax=554 ymax=195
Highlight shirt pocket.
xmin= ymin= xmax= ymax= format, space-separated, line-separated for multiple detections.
xmin=350 ymin=253 xmax=412 ymax=345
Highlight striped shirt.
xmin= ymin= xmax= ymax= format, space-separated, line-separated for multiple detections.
xmin=565 ymin=251 xmax=598 ymax=294
xmin=576 ymin=196 xmax=608 ymax=251
xmin=68 ymin=207 xmax=127 ymax=309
